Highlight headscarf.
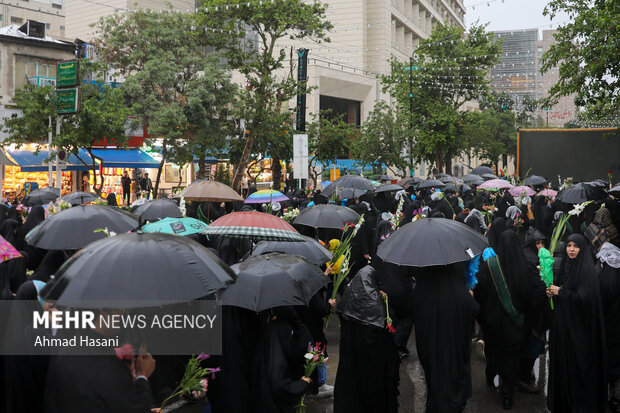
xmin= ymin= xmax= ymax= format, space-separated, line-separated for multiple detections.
xmin=556 ymin=234 xmax=593 ymax=288
xmin=506 ymin=205 xmax=521 ymax=221
xmin=465 ymin=208 xmax=487 ymax=233
xmin=16 ymin=205 xmax=45 ymax=250
xmin=31 ymin=250 xmax=67 ymax=283
xmin=596 ymin=242 xmax=620 ymax=269
xmin=486 ymin=217 xmax=506 ymax=250
xmin=594 ymin=204 xmax=619 ymax=245
xmin=495 ymin=230 xmax=530 ymax=312
xmin=7 ymin=205 xmax=19 ymax=221
xmin=0 ymin=219 xmax=20 ymax=247
xmin=107 ymin=193 xmax=118 ymax=206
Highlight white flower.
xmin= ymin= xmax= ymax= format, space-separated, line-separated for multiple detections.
xmin=568 ymin=200 xmax=591 ymax=216
xmin=352 ymin=215 xmax=365 ymax=237
xmin=108 ymin=231 xmax=117 ymax=237
xmin=304 ymin=353 xmax=313 ymax=360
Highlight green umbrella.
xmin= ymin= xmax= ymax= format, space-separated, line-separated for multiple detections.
xmin=141 ymin=217 xmax=207 ymax=236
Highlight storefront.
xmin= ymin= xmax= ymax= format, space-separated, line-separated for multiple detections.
xmin=1 ymin=148 xmax=92 ymax=201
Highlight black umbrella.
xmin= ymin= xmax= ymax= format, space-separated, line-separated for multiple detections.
xmin=220 ymin=253 xmax=330 ymax=312
xmin=463 ymin=174 xmax=484 ymax=185
xmin=524 ymin=175 xmax=548 ymax=186
xmin=323 ymin=187 xmax=368 ymax=199
xmin=134 ymin=198 xmax=183 ymax=221
xmin=481 ymin=173 xmax=498 ymax=180
xmin=417 ymin=179 xmax=446 ymax=189
xmin=434 ymin=173 xmax=451 ymax=179
xmin=439 ymin=176 xmax=457 ymax=184
xmin=610 ymin=184 xmax=620 ymax=197
xmin=376 ymin=218 xmax=488 ymax=267
xmin=397 ymin=177 xmax=423 ymax=188
xmin=322 ymin=175 xmax=375 ymax=198
xmin=556 ymin=182 xmax=608 ymax=204
xmin=372 ymin=183 xmax=404 ymax=194
xmin=23 ymin=187 xmax=60 ymax=206
xmin=472 ymin=166 xmax=494 ymax=175
xmin=292 ymin=204 xmax=360 ymax=229
xmin=60 ymin=191 xmax=99 ymax=206
xmin=248 ymin=235 xmax=333 ymax=266
xmin=377 ymin=174 xmax=394 ymax=181
xmin=25 ymin=205 xmax=139 ymax=250
xmin=42 ymin=232 xmax=236 ymax=307
xmin=586 ymin=178 xmax=609 ymax=188
xmin=444 ymin=182 xmax=471 ymax=194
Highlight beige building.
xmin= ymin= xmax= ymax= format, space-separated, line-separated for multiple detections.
xmin=0 ymin=0 xmax=66 ymax=39
xmin=65 ymin=0 xmax=196 ymax=42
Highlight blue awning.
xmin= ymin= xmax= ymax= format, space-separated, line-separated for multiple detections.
xmin=322 ymin=159 xmax=385 ymax=171
xmin=192 ymin=155 xmax=219 ymax=164
xmin=90 ymin=149 xmax=160 ymax=169
xmin=5 ymin=149 xmax=93 ymax=172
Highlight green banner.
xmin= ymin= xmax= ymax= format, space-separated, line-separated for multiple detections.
xmin=57 ymin=88 xmax=80 ymax=114
xmin=57 ymin=60 xmax=79 ymax=87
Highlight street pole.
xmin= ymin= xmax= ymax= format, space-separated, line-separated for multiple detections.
xmin=48 ymin=116 xmax=53 ymax=187
xmin=55 ymin=116 xmax=61 ymax=190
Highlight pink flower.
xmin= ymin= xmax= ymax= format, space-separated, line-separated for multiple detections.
xmin=114 ymin=343 xmax=135 ymax=360
xmin=196 ymin=353 xmax=210 ymax=361
xmin=387 ymin=322 xmax=397 ymax=333
xmin=313 ymin=354 xmax=320 ymax=362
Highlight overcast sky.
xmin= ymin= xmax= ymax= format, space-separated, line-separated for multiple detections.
xmin=464 ymin=0 xmax=571 ymax=32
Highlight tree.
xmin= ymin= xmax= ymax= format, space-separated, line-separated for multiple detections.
xmin=305 ymin=110 xmax=357 ymax=188
xmin=96 ymin=10 xmax=237 ymax=197
xmin=3 ymin=64 xmax=130 ymax=195
xmin=541 ymin=0 xmax=619 ymax=123
xmin=350 ymin=101 xmax=409 ymax=173
xmin=382 ymin=24 xmax=501 ymax=173
xmin=196 ymin=0 xmax=333 ymax=190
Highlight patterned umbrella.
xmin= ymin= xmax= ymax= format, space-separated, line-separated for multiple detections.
xmin=203 ymin=211 xmax=304 ymax=242
xmin=478 ymin=179 xmax=514 ymax=190
xmin=245 ymin=189 xmax=290 ymax=204
xmin=141 ymin=217 xmax=207 ymax=236
xmin=537 ymin=189 xmax=558 ymax=198
xmin=509 ymin=186 xmax=536 ymax=197
xmin=0 ymin=235 xmax=21 ymax=262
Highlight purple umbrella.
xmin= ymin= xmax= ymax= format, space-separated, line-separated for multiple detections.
xmin=478 ymin=179 xmax=514 ymax=190
xmin=509 ymin=186 xmax=536 ymax=197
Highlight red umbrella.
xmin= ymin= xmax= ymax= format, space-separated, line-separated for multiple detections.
xmin=202 ymin=211 xmax=304 ymax=242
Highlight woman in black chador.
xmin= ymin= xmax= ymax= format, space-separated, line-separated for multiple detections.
xmin=413 ymin=263 xmax=479 ymax=413
xmin=475 ymin=230 xmax=531 ymax=409
xmin=251 ymin=306 xmax=311 ymax=413
xmin=334 ymin=265 xmax=399 ymax=413
xmin=546 ymin=233 xmax=607 ymax=412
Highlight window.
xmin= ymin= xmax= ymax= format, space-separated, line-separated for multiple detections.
xmin=0 ymin=15 xmax=3 ymax=21
xmin=52 ymin=3 xmax=62 ymax=8
xmin=60 ymin=25 xmax=65 ymax=31
xmin=15 ymin=56 xmax=58 ymax=90
xmin=11 ymin=17 xmax=23 ymax=24
xmin=45 ymin=23 xmax=50 ymax=29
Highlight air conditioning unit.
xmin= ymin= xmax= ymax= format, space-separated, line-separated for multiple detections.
xmin=18 ymin=20 xmax=45 ymax=39
xmin=28 ymin=76 xmax=56 ymax=87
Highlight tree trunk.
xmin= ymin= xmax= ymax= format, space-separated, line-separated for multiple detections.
xmin=197 ymin=157 xmax=206 ymax=180
xmin=444 ymin=157 xmax=452 ymax=176
xmin=87 ymin=148 xmax=103 ymax=196
xmin=434 ymin=153 xmax=444 ymax=174
xmin=153 ymin=142 xmax=167 ymax=199
xmin=272 ymin=157 xmax=282 ymax=191
xmin=232 ymin=132 xmax=255 ymax=191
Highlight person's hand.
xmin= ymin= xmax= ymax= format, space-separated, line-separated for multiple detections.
xmin=136 ymin=348 xmax=156 ymax=379
xmin=364 ymin=254 xmax=371 ymax=260
xmin=301 ymin=376 xmax=311 ymax=383
xmin=469 ymin=289 xmax=474 ymax=297
xmin=548 ymin=285 xmax=560 ymax=296
xmin=324 ymin=265 xmax=333 ymax=275
xmin=328 ymin=298 xmax=336 ymax=308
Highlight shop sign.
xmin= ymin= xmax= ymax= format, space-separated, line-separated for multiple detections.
xmin=57 ymin=60 xmax=79 ymax=87
xmin=57 ymin=88 xmax=80 ymax=114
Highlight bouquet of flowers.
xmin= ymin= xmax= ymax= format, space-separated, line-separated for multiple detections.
xmin=325 ymin=215 xmax=365 ymax=327
xmin=513 ymin=212 xmax=525 ymax=234
xmin=281 ymin=207 xmax=300 ymax=223
xmin=482 ymin=205 xmax=498 ymax=225
xmin=389 ymin=194 xmax=405 ymax=230
xmin=296 ymin=343 xmax=328 ymax=413
xmin=179 ymin=197 xmax=186 ymax=217
xmin=160 ymin=354 xmax=221 ymax=410
xmin=558 ymin=176 xmax=573 ymax=191
xmin=16 ymin=204 xmax=31 ymax=221
xmin=549 ymin=201 xmax=592 ymax=255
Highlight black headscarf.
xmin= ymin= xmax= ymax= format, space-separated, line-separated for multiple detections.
xmin=107 ymin=193 xmax=118 ymax=206
xmin=495 ymin=230 xmax=530 ymax=313
xmin=6 ymin=205 xmax=19 ymax=221
xmin=0 ymin=204 xmax=8 ymax=228
xmin=548 ymin=233 xmax=607 ymax=412
xmin=0 ymin=218 xmax=20 ymax=247
xmin=486 ymin=217 xmax=506 ymax=250
xmin=31 ymin=250 xmax=67 ymax=283
xmin=16 ymin=205 xmax=45 ymax=250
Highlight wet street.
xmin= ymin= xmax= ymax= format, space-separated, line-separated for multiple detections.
xmin=307 ymin=320 xmax=551 ymax=413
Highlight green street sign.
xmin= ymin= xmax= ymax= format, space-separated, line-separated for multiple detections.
xmin=404 ymin=66 xmax=419 ymax=71
xmin=57 ymin=60 xmax=79 ymax=87
xmin=57 ymin=88 xmax=80 ymax=114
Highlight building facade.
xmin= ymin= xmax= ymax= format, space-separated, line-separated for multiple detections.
xmin=490 ymin=29 xmax=577 ymax=127
xmin=0 ymin=0 xmax=65 ymax=39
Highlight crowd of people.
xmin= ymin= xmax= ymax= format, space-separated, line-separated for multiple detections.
xmin=0 ymin=172 xmax=618 ymax=413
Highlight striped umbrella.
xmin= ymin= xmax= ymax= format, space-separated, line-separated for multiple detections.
xmin=245 ymin=189 xmax=290 ymax=204
xmin=509 ymin=186 xmax=536 ymax=197
xmin=203 ymin=211 xmax=304 ymax=242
